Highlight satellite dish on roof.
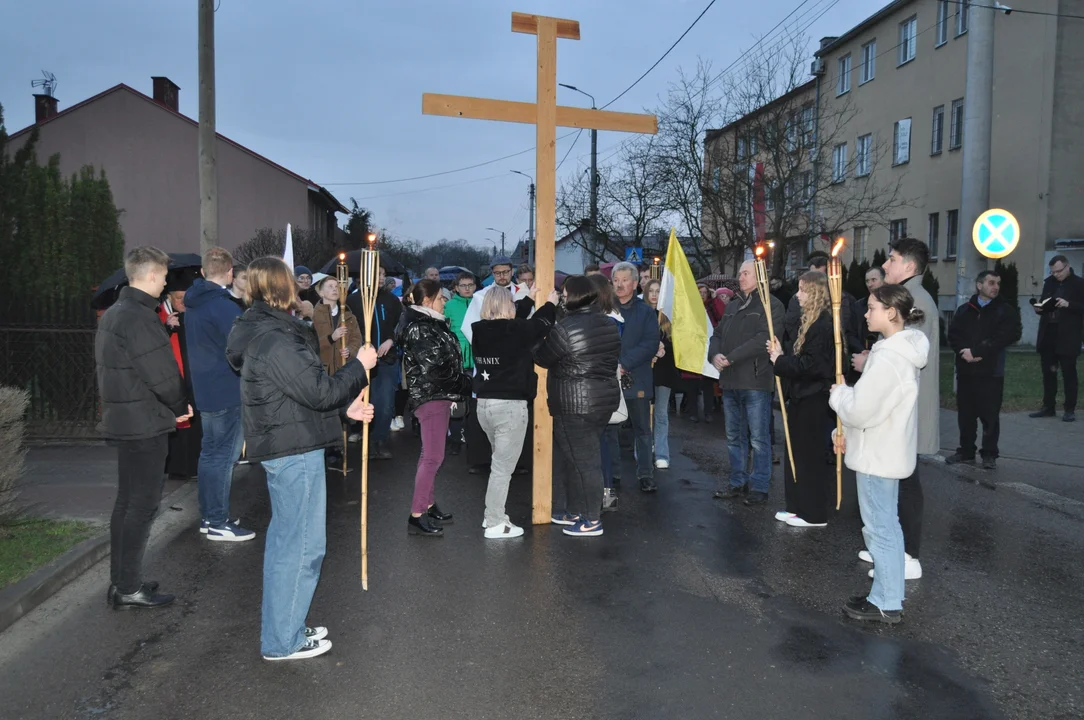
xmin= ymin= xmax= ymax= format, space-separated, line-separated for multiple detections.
xmin=31 ymin=71 xmax=57 ymax=97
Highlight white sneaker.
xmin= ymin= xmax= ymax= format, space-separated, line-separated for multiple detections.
xmin=869 ymin=558 xmax=923 ymax=581
xmin=655 ymin=458 xmax=670 ymax=469
xmin=347 ymin=433 xmax=361 ymax=443
xmin=391 ymin=416 xmax=404 ymax=432
xmin=858 ymin=550 xmax=873 ymax=563
xmin=263 ymin=638 xmax=332 ymax=661
xmin=785 ymin=516 xmax=827 ymax=528
xmin=774 ymin=511 xmax=797 ymax=522
xmin=304 ymin=626 xmax=328 ymax=641
xmin=484 ymin=522 xmax=524 ymax=539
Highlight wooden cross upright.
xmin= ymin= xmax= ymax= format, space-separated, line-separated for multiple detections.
xmin=423 ymin=12 xmax=658 ymax=525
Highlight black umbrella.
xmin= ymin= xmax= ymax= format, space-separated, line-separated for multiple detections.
xmin=91 ymin=253 xmax=204 ymax=310
xmin=318 ymin=249 xmax=407 ymax=277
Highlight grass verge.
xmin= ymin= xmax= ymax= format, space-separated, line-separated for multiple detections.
xmin=0 ymin=520 xmax=96 ymax=590
xmin=939 ymin=351 xmax=1083 ymax=412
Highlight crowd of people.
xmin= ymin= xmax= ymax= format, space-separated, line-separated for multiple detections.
xmin=95 ymin=237 xmax=1084 ymax=659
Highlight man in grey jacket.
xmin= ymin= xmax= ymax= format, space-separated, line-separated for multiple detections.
xmin=709 ymin=261 xmax=785 ymax=506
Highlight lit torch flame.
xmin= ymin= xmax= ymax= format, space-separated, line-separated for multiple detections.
xmin=366 ymin=232 xmax=377 ymax=250
xmin=653 ymin=256 xmax=660 ymax=265
xmin=338 ymin=252 xmax=346 ymax=262
xmin=755 ymin=245 xmax=765 ymax=258
xmin=831 ymin=237 xmax=845 ymax=257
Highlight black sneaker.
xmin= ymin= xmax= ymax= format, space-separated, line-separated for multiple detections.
xmin=843 ymin=596 xmax=902 ymax=625
xmin=639 ymin=477 xmax=658 ymax=493
xmin=1029 ymin=408 xmax=1056 ymax=418
xmin=945 ymin=452 xmax=976 ymax=465
xmin=1063 ymin=411 xmax=1076 ymax=423
xmin=981 ymin=456 xmax=997 ymax=470
xmin=713 ymin=485 xmax=748 ymax=500
xmin=743 ymin=491 xmax=769 ymax=507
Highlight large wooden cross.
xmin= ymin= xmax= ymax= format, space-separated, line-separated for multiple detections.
xmin=423 ymin=12 xmax=657 ymax=524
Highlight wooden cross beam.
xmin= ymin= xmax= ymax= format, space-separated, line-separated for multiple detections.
xmin=422 ymin=11 xmax=657 ymax=525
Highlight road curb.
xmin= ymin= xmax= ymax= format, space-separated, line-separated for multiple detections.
xmin=0 ymin=482 xmax=193 ymax=635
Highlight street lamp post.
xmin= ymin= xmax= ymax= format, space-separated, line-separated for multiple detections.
xmin=486 ymin=227 xmax=506 ymax=256
xmin=511 ymin=170 xmax=536 ymax=266
xmin=558 ymin=84 xmax=598 ymax=242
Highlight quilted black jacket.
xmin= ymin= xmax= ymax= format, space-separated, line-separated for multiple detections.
xmin=226 ymin=301 xmax=367 ymax=462
xmin=534 ymin=307 xmax=621 ymax=416
xmin=397 ymin=307 xmax=472 ymax=411
xmin=95 ymin=286 xmax=188 ymax=440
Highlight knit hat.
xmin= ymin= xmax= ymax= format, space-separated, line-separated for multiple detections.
xmin=294 ymin=265 xmax=313 ymax=277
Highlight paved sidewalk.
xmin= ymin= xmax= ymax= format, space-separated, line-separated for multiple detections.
xmin=939 ymin=408 xmax=1084 ymax=467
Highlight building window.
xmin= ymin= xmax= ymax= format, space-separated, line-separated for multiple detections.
xmin=893 ymin=118 xmax=912 ymax=165
xmin=801 ymin=171 xmax=813 ymax=202
xmin=860 ymin=41 xmax=876 ymax=84
xmin=801 ymin=105 xmax=815 ymax=146
xmin=737 ymin=136 xmax=746 ymax=160
xmin=898 ymin=16 xmax=917 ymax=65
xmin=712 ymin=167 xmax=721 ymax=191
xmin=946 ymin=209 xmax=959 ymax=257
xmin=749 ymin=133 xmax=758 ymax=156
xmin=765 ymin=180 xmax=776 ymax=211
xmin=931 ymin=105 xmax=945 ymax=155
xmin=890 ymin=219 xmax=908 ymax=243
xmin=950 ymin=98 xmax=964 ymax=150
xmin=832 ymin=143 xmax=848 ymax=183
xmin=856 ymin=134 xmax=872 ymax=176
xmin=838 ymin=54 xmax=852 ymax=95
xmin=956 ymin=0 xmax=970 ymax=36
xmin=936 ymin=0 xmax=950 ymax=46
xmin=855 ymin=226 xmax=869 ymax=261
xmin=928 ymin=213 xmax=940 ymax=259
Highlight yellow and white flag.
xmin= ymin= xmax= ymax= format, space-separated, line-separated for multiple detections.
xmin=656 ymin=228 xmax=719 ymax=379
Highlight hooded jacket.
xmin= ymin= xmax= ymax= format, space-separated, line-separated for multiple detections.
xmin=183 ymin=278 xmax=243 ymax=412
xmin=829 ymin=328 xmax=930 ymax=479
xmin=226 ymin=302 xmax=367 ymax=461
xmin=471 ymin=302 xmax=557 ymax=400
xmin=444 ymin=292 xmax=474 ymax=369
xmin=397 ymin=306 xmax=472 ymax=411
xmin=903 ymin=274 xmax=941 ymax=455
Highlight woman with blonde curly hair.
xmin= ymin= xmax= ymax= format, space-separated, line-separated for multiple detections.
xmin=766 ymin=270 xmax=836 ymax=528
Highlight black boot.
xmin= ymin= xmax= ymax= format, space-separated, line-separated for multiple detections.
xmin=112 ymin=584 xmax=175 ymax=610
xmin=408 ymin=514 xmax=444 ymax=537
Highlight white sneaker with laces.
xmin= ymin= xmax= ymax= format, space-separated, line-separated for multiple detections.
xmin=305 ymin=626 xmax=328 ymax=641
xmin=391 ymin=416 xmax=405 ymax=432
xmin=484 ymin=522 xmax=524 ymax=539
xmin=263 ymin=638 xmax=332 ymax=661
xmin=858 ymin=550 xmax=873 ymax=563
xmin=785 ymin=516 xmax=827 ymax=528
xmin=655 ymin=458 xmax=670 ymax=469
xmin=774 ymin=511 xmax=796 ymax=522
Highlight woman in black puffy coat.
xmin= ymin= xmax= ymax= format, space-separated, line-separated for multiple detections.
xmin=226 ymin=257 xmax=376 ymax=661
xmin=534 ymin=275 xmax=621 ymax=537
xmin=397 ymin=279 xmax=472 ymax=537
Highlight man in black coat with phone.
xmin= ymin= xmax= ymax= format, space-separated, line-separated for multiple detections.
xmin=1030 ymin=255 xmax=1084 ymax=422
xmin=96 ymin=247 xmax=192 ymax=610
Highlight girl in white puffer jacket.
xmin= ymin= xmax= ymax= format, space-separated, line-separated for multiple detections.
xmin=829 ymin=284 xmax=929 ymax=625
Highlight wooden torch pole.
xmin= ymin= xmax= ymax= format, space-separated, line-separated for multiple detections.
xmin=754 ymin=248 xmax=796 ymax=481
xmin=827 ymin=238 xmax=846 ymax=510
xmin=336 ymin=254 xmax=351 ymax=476
xmin=359 ymin=233 xmax=379 ymax=590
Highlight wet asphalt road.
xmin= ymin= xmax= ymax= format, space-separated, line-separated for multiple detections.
xmin=0 ymin=416 xmax=1080 ymax=720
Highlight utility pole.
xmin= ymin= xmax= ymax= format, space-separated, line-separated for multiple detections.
xmin=956 ymin=2 xmax=995 ymax=308
xmin=511 ymin=170 xmax=536 ymax=266
xmin=559 ymin=84 xmax=599 ymax=255
xmin=198 ymin=0 xmax=217 ymax=255
xmin=486 ymin=227 xmax=506 ymax=256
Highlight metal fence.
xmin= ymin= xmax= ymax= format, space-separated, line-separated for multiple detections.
xmin=0 ymin=324 xmax=100 ymax=440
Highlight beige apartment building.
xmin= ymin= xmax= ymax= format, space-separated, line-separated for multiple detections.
xmin=705 ymin=0 xmax=1084 ymax=343
xmin=6 ymin=77 xmax=347 ymax=257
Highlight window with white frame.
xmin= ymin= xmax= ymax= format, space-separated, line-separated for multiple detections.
xmin=838 ymin=54 xmax=852 ymax=95
xmin=765 ymin=179 xmax=776 ymax=211
xmin=950 ymin=98 xmax=964 ymax=149
xmin=946 ymin=209 xmax=959 ymax=257
xmin=856 ymin=134 xmax=872 ymax=176
xmin=890 ymin=219 xmax=908 ymax=243
xmin=801 ymin=171 xmax=813 ymax=202
xmin=898 ymin=16 xmax=917 ymax=65
xmin=931 ymin=105 xmax=945 ymax=154
xmin=893 ymin=118 xmax=911 ymax=165
xmin=928 ymin=213 xmax=940 ymax=259
xmin=936 ymin=0 xmax=950 ymax=45
xmin=832 ymin=143 xmax=847 ymax=183
xmin=860 ymin=41 xmax=876 ymax=83
xmin=854 ymin=226 xmax=869 ymax=261
xmin=737 ymin=136 xmax=746 ymax=160
xmin=748 ymin=133 xmax=758 ymax=156
xmin=801 ymin=105 xmax=815 ymax=146
xmin=956 ymin=0 xmax=970 ymax=36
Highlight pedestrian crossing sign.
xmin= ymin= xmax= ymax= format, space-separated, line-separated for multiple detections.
xmin=625 ymin=247 xmax=644 ymax=264
xmin=972 ymin=208 xmax=1020 ymax=259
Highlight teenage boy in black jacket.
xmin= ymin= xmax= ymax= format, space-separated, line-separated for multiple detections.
xmin=96 ymin=247 xmax=192 ymax=610
xmin=347 ymin=264 xmax=402 ymax=458
xmin=947 ymin=270 xmax=1022 ymax=469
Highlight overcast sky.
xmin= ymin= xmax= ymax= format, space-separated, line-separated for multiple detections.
xmin=1 ymin=0 xmax=873 ymax=251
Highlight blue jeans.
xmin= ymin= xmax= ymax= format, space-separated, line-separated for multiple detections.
xmin=721 ymin=389 xmax=772 ymax=493
xmin=369 ymin=363 xmax=398 ymax=443
xmin=653 ymin=386 xmax=671 ymax=462
xmin=259 ymin=449 xmax=327 ymax=658
xmin=627 ymin=396 xmax=653 ymax=479
xmin=197 ymin=406 xmax=244 ymax=526
xmin=857 ymin=472 xmax=905 ymax=611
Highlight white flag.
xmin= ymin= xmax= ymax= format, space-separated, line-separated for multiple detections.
xmin=283 ymin=223 xmax=294 ymax=270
